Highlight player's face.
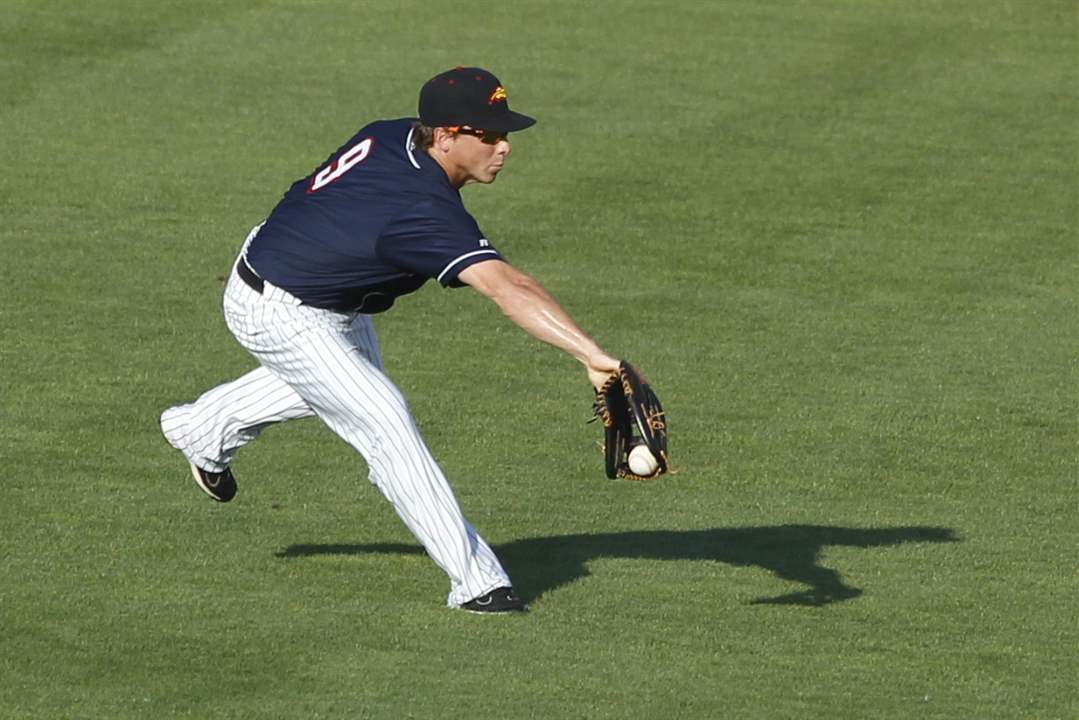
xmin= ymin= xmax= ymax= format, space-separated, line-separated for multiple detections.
xmin=446 ymin=128 xmax=512 ymax=186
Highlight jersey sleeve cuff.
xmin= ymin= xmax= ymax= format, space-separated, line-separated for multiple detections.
xmin=437 ymin=249 xmax=503 ymax=286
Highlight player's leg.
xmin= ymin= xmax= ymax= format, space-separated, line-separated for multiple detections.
xmin=340 ymin=315 xmax=510 ymax=605
xmin=160 ymin=365 xmax=315 ymax=473
xmin=161 ymin=243 xmax=317 ymax=478
xmin=245 ymin=308 xmax=511 ymax=606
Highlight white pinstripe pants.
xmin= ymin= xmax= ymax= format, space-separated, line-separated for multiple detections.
xmin=161 ymin=256 xmax=512 ymax=607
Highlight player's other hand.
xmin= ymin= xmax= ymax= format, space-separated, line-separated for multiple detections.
xmin=586 ymin=354 xmax=621 ymax=391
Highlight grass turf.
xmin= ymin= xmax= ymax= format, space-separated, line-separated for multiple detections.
xmin=1 ymin=1 xmax=1075 ymax=718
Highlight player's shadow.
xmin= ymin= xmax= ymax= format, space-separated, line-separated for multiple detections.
xmin=276 ymin=525 xmax=958 ymax=606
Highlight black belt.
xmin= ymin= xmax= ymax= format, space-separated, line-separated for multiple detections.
xmin=235 ymin=257 xmax=416 ymax=315
xmin=236 ymin=256 xmax=264 ymax=293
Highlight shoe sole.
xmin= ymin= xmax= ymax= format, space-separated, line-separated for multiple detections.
xmin=188 ymin=462 xmax=230 ymax=502
xmin=460 ymin=596 xmax=528 ymax=614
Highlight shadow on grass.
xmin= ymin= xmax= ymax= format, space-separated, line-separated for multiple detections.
xmin=276 ymin=525 xmax=958 ymax=606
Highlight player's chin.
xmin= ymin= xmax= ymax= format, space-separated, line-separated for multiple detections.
xmin=468 ymin=166 xmax=503 ymax=185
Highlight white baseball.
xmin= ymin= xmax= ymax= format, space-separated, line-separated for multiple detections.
xmin=628 ymin=444 xmax=660 ymax=477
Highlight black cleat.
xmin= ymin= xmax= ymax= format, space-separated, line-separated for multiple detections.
xmin=189 ymin=463 xmax=237 ymax=503
xmin=461 ymin=586 xmax=527 ymax=614
xmin=160 ymin=409 xmax=236 ymax=503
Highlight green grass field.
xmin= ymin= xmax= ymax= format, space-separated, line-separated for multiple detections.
xmin=2 ymin=1 xmax=1076 ymax=718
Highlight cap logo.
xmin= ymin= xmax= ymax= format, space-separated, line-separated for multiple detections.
xmin=488 ymin=86 xmax=507 ymax=105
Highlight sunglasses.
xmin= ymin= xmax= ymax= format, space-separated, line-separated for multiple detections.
xmin=447 ymin=125 xmax=509 ymax=145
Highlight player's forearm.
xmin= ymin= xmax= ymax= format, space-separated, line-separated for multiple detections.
xmin=459 ymin=260 xmax=620 ymax=387
xmin=491 ymin=273 xmax=605 ymax=364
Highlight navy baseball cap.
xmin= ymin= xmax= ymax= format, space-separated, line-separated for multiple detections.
xmin=419 ymin=67 xmax=536 ymax=133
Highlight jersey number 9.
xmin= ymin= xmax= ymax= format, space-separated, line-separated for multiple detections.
xmin=308 ymin=138 xmax=374 ymax=193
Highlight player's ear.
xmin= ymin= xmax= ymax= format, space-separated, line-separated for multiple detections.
xmin=432 ymin=127 xmax=456 ymax=152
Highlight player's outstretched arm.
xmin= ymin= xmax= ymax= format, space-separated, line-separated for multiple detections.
xmin=458 ymin=259 xmax=619 ymax=389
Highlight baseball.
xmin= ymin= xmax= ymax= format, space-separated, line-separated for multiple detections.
xmin=628 ymin=444 xmax=660 ymax=477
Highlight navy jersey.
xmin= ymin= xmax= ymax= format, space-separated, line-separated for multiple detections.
xmin=245 ymin=118 xmax=503 ymax=313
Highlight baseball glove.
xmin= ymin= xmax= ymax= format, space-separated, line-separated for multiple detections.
xmin=592 ymin=361 xmax=670 ymax=481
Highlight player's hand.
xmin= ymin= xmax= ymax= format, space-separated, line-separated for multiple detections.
xmin=586 ymin=354 xmax=621 ymax=391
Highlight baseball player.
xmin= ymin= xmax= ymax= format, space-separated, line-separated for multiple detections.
xmin=160 ymin=67 xmax=621 ymax=614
